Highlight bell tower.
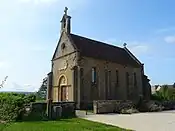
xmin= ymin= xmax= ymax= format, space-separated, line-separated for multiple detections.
xmin=60 ymin=7 xmax=71 ymax=34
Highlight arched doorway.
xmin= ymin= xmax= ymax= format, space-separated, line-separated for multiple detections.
xmin=58 ymin=75 xmax=68 ymax=101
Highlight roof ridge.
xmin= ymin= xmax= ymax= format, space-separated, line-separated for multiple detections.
xmin=70 ymin=33 xmax=124 ymax=50
xmin=70 ymin=33 xmax=141 ymax=67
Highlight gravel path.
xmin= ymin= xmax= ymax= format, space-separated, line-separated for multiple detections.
xmin=77 ymin=110 xmax=175 ymax=131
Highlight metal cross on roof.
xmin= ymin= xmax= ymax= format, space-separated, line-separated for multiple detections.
xmin=123 ymin=43 xmax=127 ymax=47
xmin=64 ymin=7 xmax=68 ymax=15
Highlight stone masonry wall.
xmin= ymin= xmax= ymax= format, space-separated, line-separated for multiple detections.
xmin=80 ymin=56 xmax=143 ymax=103
xmin=93 ymin=100 xmax=134 ymax=114
xmin=25 ymin=101 xmax=75 ymax=120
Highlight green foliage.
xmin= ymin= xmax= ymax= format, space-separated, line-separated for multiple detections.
xmin=167 ymin=88 xmax=175 ymax=100
xmin=151 ymin=85 xmax=175 ymax=101
xmin=151 ymin=94 xmax=162 ymax=101
xmin=138 ymin=100 xmax=163 ymax=112
xmin=160 ymin=85 xmax=169 ymax=100
xmin=22 ymin=102 xmax=48 ymax=121
xmin=173 ymin=83 xmax=175 ymax=88
xmin=22 ymin=110 xmax=48 ymax=121
xmin=36 ymin=77 xmax=47 ymax=100
xmin=24 ymin=94 xmax=36 ymax=103
xmin=0 ymin=93 xmax=36 ymax=122
xmin=150 ymin=85 xmax=175 ymax=111
xmin=0 ymin=118 xmax=129 ymax=131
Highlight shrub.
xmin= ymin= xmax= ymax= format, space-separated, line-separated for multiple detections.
xmin=116 ymin=101 xmax=138 ymax=114
xmin=149 ymin=102 xmax=163 ymax=112
xmin=22 ymin=107 xmax=48 ymax=121
xmin=0 ymin=93 xmax=36 ymax=122
xmin=138 ymin=100 xmax=163 ymax=112
xmin=152 ymin=85 xmax=175 ymax=101
xmin=151 ymin=86 xmax=175 ymax=111
xmin=24 ymin=94 xmax=36 ymax=103
xmin=161 ymin=100 xmax=175 ymax=110
xmin=22 ymin=102 xmax=48 ymax=121
xmin=151 ymin=94 xmax=162 ymax=101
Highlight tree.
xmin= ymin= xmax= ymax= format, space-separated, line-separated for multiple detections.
xmin=36 ymin=77 xmax=47 ymax=100
xmin=173 ymin=83 xmax=175 ymax=88
xmin=155 ymin=85 xmax=159 ymax=90
xmin=161 ymin=85 xmax=169 ymax=100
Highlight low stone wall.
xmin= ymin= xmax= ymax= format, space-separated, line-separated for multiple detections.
xmin=80 ymin=101 xmax=93 ymax=110
xmin=93 ymin=100 xmax=134 ymax=114
xmin=24 ymin=101 xmax=76 ymax=120
xmin=161 ymin=101 xmax=175 ymax=110
xmin=24 ymin=102 xmax=47 ymax=121
xmin=52 ymin=102 xmax=76 ymax=119
xmin=30 ymin=102 xmax=47 ymax=111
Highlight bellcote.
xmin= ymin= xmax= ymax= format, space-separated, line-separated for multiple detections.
xmin=60 ymin=7 xmax=71 ymax=34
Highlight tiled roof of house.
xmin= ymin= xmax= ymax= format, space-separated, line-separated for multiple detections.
xmin=70 ymin=33 xmax=141 ymax=67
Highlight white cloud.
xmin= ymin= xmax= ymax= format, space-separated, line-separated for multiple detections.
xmin=0 ymin=61 xmax=11 ymax=69
xmin=105 ymin=38 xmax=117 ymax=44
xmin=104 ymin=38 xmax=124 ymax=48
xmin=129 ymin=45 xmax=149 ymax=55
xmin=17 ymin=0 xmax=89 ymax=10
xmin=155 ymin=27 xmax=175 ymax=34
xmin=0 ymin=82 xmax=38 ymax=92
xmin=19 ymin=0 xmax=57 ymax=4
xmin=0 ymin=62 xmax=6 ymax=68
xmin=164 ymin=35 xmax=175 ymax=44
xmin=105 ymin=39 xmax=150 ymax=55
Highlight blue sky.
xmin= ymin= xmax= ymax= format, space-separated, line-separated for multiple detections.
xmin=0 ymin=0 xmax=175 ymax=92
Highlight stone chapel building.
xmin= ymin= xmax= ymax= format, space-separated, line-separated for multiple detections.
xmin=47 ymin=7 xmax=151 ymax=109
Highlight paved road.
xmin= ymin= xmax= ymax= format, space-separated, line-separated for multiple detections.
xmin=77 ymin=110 xmax=175 ymax=131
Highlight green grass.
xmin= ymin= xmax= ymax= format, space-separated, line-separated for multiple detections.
xmin=0 ymin=118 xmax=130 ymax=131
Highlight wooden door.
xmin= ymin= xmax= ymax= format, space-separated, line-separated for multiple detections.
xmin=61 ymin=86 xmax=67 ymax=101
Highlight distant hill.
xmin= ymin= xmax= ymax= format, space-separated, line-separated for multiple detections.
xmin=0 ymin=91 xmax=35 ymax=95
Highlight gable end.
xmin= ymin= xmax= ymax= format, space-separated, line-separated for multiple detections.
xmin=52 ymin=32 xmax=78 ymax=61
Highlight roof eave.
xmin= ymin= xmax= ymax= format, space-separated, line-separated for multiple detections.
xmin=123 ymin=47 xmax=143 ymax=67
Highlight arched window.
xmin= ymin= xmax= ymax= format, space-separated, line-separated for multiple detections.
xmin=92 ymin=67 xmax=97 ymax=83
xmin=134 ymin=72 xmax=137 ymax=86
xmin=116 ymin=70 xmax=119 ymax=87
xmin=61 ymin=43 xmax=66 ymax=50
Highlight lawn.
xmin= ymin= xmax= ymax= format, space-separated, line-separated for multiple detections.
xmin=0 ymin=118 xmax=130 ymax=131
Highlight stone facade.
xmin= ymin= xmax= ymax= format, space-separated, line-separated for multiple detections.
xmin=47 ymin=7 xmax=151 ymax=109
xmin=79 ymin=57 xmax=143 ymax=103
xmin=25 ymin=101 xmax=75 ymax=120
xmin=52 ymin=32 xmax=78 ymax=102
xmin=93 ymin=100 xmax=135 ymax=114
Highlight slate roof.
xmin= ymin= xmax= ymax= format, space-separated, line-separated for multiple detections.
xmin=70 ymin=33 xmax=141 ymax=67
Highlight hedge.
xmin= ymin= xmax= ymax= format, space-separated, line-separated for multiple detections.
xmin=0 ymin=93 xmax=36 ymax=122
